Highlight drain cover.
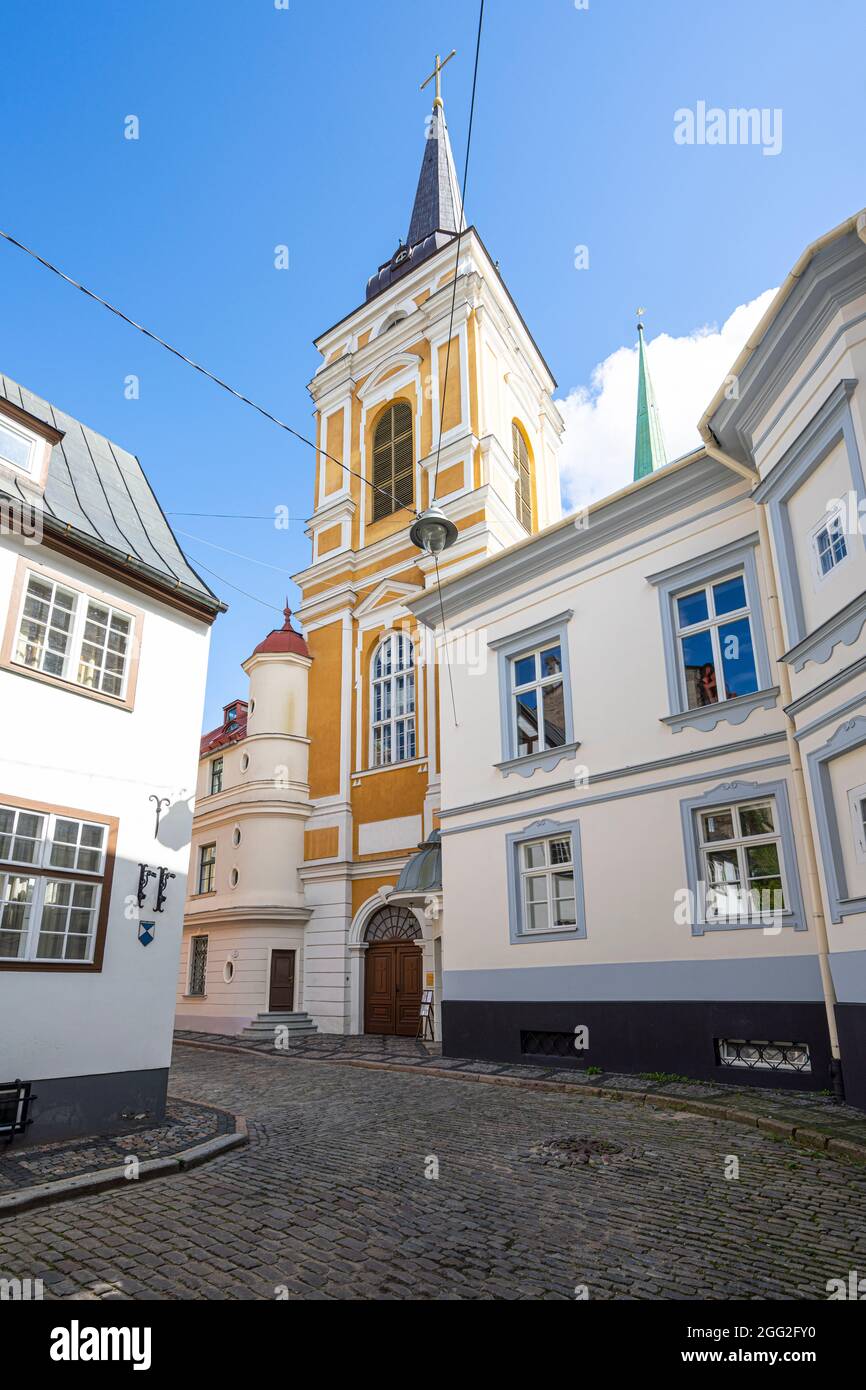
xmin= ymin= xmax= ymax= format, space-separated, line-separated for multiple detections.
xmin=527 ymin=1135 xmax=640 ymax=1169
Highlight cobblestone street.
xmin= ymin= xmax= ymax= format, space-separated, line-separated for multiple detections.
xmin=3 ymin=1045 xmax=866 ymax=1301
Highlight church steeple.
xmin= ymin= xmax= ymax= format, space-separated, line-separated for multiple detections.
xmin=633 ymin=311 xmax=668 ymax=481
xmin=365 ymin=53 xmax=465 ymax=302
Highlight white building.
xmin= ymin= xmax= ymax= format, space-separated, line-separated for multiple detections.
xmin=175 ymin=608 xmax=316 ymax=1037
xmin=0 ymin=374 xmax=222 ymax=1141
xmin=411 ymin=208 xmax=866 ymax=1106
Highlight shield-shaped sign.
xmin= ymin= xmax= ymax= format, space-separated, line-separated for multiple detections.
xmin=138 ymin=920 xmax=156 ymax=947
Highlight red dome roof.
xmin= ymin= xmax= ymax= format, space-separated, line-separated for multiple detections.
xmin=249 ymin=606 xmax=310 ymax=659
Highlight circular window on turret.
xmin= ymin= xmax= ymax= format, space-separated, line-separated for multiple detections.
xmin=249 ymin=699 xmax=255 ymax=714
xmin=230 ymin=868 xmax=239 ymax=888
xmin=233 ymin=827 xmax=241 ymax=847
xmin=240 ymin=753 xmax=250 ymax=772
xmin=223 ymin=960 xmax=235 ymax=984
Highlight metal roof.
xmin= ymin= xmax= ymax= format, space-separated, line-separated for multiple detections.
xmin=0 ymin=372 xmax=222 ymax=614
xmin=395 ymin=830 xmax=442 ymax=894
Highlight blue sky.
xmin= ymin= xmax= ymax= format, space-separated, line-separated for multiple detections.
xmin=2 ymin=0 xmax=863 ymax=726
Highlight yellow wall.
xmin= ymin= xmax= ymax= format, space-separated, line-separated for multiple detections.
xmin=306 ymin=622 xmax=343 ymax=799
xmin=437 ymin=337 xmax=462 ymax=434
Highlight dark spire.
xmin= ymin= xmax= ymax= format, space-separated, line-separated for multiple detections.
xmin=366 ymin=73 xmax=465 ymax=303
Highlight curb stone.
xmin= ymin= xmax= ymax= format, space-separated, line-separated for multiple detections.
xmin=0 ymin=1113 xmax=248 ymax=1217
xmin=173 ymin=1036 xmax=866 ymax=1167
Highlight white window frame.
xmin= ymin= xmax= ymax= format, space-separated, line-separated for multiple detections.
xmin=0 ymin=804 xmax=107 ymax=875
xmin=673 ymin=569 xmax=759 ymax=710
xmin=370 ymin=632 xmax=416 ymax=768
xmin=13 ymin=570 xmax=136 ymax=701
xmin=510 ymin=641 xmax=567 ymax=758
xmin=697 ymin=797 xmax=789 ymax=924
xmin=0 ymin=415 xmax=39 ymax=476
xmin=518 ymin=833 xmax=577 ymax=935
xmin=848 ymin=780 xmax=866 ymax=865
xmin=0 ymin=806 xmax=108 ymax=965
xmin=810 ymin=506 xmax=849 ymax=583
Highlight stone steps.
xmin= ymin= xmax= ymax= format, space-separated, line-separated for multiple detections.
xmin=239 ymin=1011 xmax=318 ymax=1041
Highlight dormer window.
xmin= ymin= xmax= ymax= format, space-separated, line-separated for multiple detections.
xmin=225 ymin=705 xmax=238 ymax=728
xmin=0 ymin=417 xmax=38 ymax=476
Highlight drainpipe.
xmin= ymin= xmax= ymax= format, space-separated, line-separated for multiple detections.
xmin=701 ymin=440 xmax=844 ymax=1099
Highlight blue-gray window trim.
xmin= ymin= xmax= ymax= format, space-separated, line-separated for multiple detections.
xmin=505 ymin=816 xmax=587 ymax=943
xmin=679 ymin=778 xmax=806 ymax=935
xmin=647 ymin=534 xmax=777 ymax=733
xmin=752 ymin=379 xmax=866 ymax=669
xmin=806 ymin=715 xmax=866 ymax=923
xmin=489 ymin=610 xmax=579 ymax=777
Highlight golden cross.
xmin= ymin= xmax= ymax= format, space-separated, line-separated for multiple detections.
xmin=421 ymin=50 xmax=457 ymax=109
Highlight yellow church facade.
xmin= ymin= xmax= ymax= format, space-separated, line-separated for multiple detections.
xmin=292 ymin=97 xmax=564 ymax=1035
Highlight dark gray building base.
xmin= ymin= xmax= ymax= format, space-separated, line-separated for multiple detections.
xmin=835 ymin=1004 xmax=866 ymax=1111
xmin=19 ymin=1068 xmax=169 ymax=1144
xmin=442 ymin=999 xmax=836 ymax=1094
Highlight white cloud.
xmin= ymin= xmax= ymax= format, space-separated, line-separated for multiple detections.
xmin=555 ymin=289 xmax=778 ymax=511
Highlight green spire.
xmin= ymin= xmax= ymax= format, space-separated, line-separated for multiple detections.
xmin=633 ymin=312 xmax=668 ymax=481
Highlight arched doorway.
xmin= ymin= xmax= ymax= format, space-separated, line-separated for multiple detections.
xmin=363 ymin=905 xmax=422 ymax=1036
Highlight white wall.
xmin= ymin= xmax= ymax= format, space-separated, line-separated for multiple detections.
xmin=0 ymin=535 xmax=211 ymax=1082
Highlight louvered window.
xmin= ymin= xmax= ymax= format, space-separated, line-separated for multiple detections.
xmin=513 ymin=423 xmax=532 ymax=532
xmin=372 ymin=403 xmax=414 ymax=521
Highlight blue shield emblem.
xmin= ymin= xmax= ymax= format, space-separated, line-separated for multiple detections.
xmin=138 ymin=920 xmax=156 ymax=947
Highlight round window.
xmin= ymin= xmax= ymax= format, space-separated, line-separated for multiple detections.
xmin=249 ymin=698 xmax=255 ymax=714
xmin=230 ymin=868 xmax=239 ymax=888
xmin=223 ymin=960 xmax=234 ymax=984
xmin=233 ymin=827 xmax=241 ymax=847
xmin=241 ymin=753 xmax=250 ymax=772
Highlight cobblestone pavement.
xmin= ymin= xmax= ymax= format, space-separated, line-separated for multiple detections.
xmin=2 ymin=1046 xmax=866 ymax=1300
xmin=0 ymin=1101 xmax=234 ymax=1193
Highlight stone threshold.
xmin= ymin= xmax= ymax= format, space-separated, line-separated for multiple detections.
xmin=174 ymin=1035 xmax=866 ymax=1167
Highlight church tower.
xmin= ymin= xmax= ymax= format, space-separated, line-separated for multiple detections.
xmin=293 ymin=66 xmax=564 ymax=1035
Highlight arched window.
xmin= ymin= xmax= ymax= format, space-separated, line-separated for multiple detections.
xmin=371 ymin=632 xmax=416 ymax=766
xmin=512 ymin=421 xmax=533 ymax=532
xmin=372 ymin=402 xmax=414 ymax=521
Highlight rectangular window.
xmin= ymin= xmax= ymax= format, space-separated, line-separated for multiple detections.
xmin=210 ymin=757 xmax=224 ymax=795
xmin=698 ymin=798 xmax=787 ymax=923
xmin=371 ymin=633 xmax=416 ymax=768
xmin=849 ymin=782 xmax=866 ymax=865
xmin=812 ymin=509 xmax=848 ymax=580
xmin=520 ymin=834 xmax=576 ymax=933
xmin=0 ymin=802 xmax=111 ymax=965
xmin=198 ymin=843 xmax=216 ymax=895
xmin=13 ymin=571 xmax=136 ymax=701
xmin=0 ymin=418 xmax=37 ymax=475
xmin=188 ymin=935 xmax=208 ymax=996
xmin=511 ymin=643 xmax=566 ymax=757
xmin=674 ymin=572 xmax=759 ymax=709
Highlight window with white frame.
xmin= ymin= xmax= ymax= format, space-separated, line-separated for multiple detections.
xmin=519 ymin=833 xmax=577 ymax=934
xmin=697 ymin=798 xmax=787 ymax=922
xmin=0 ymin=803 xmax=109 ymax=964
xmin=849 ymin=781 xmax=866 ymax=865
xmin=674 ymin=571 xmax=759 ymax=710
xmin=14 ymin=572 xmax=134 ymax=699
xmin=811 ymin=508 xmax=848 ymax=580
xmin=511 ymin=642 xmax=566 ymax=757
xmin=0 ymin=417 xmax=38 ymax=475
xmin=371 ymin=632 xmax=416 ymax=766
xmin=197 ymin=843 xmax=216 ymax=895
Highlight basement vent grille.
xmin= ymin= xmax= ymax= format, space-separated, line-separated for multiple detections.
xmin=521 ymin=1030 xmax=578 ymax=1059
xmin=717 ymin=1039 xmax=812 ymax=1073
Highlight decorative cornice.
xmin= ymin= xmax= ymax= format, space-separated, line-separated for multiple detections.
xmin=661 ymin=687 xmax=780 ymax=734
xmin=783 ymin=591 xmax=866 ymax=671
xmin=495 ymin=741 xmax=581 ymax=780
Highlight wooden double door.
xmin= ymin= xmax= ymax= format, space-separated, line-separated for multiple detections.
xmin=364 ymin=942 xmax=422 ymax=1036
